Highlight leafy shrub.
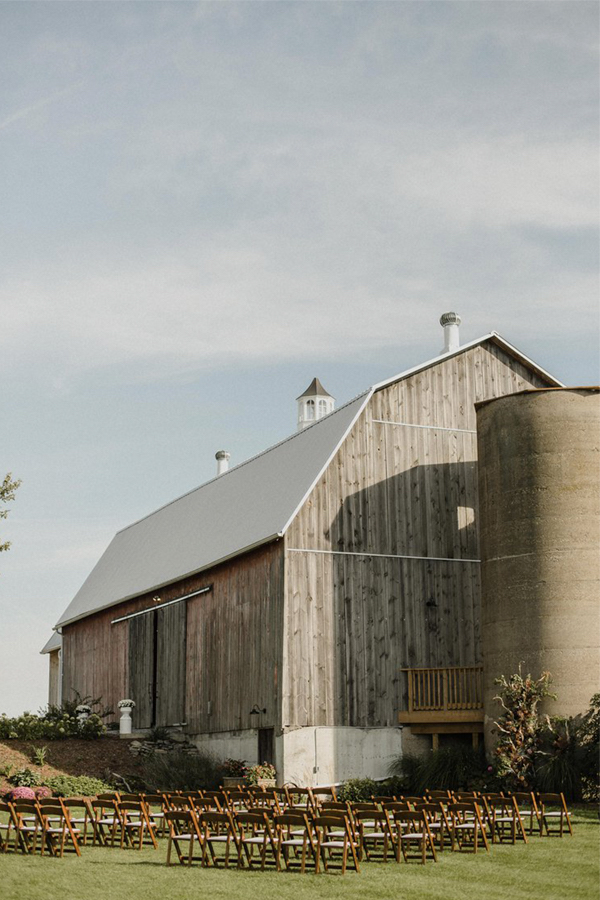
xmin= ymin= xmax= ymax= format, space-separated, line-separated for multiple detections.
xmin=3 ymin=786 xmax=37 ymax=801
xmin=43 ymin=775 xmax=113 ymax=797
xmin=535 ymin=695 xmax=600 ymax=801
xmin=337 ymin=778 xmax=378 ymax=802
xmin=0 ymin=693 xmax=109 ymax=741
xmin=375 ymin=776 xmax=406 ymax=798
xmin=7 ymin=767 xmax=42 ymax=787
xmin=141 ymin=750 xmax=221 ymax=792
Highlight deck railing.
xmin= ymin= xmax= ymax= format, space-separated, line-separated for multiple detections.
xmin=402 ymin=666 xmax=483 ymax=713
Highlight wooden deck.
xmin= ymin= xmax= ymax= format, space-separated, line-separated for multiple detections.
xmin=398 ymin=666 xmax=484 ymax=746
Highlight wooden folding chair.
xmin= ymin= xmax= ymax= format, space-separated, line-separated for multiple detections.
xmin=196 ymin=810 xmax=238 ymax=867
xmin=11 ymin=802 xmax=41 ymax=854
xmin=89 ymin=798 xmax=121 ymax=847
xmin=62 ymin=798 xmax=94 ymax=846
xmin=485 ymin=796 xmax=527 ymax=844
xmin=234 ymin=811 xmax=277 ymax=870
xmin=273 ymin=811 xmax=316 ymax=873
xmin=201 ymin=790 xmax=225 ymax=811
xmin=354 ymin=808 xmax=393 ymax=862
xmin=117 ymin=801 xmax=158 ymax=850
xmin=165 ymin=809 xmax=204 ymax=866
xmin=38 ymin=801 xmax=81 ymax=857
xmin=0 ymin=800 xmax=18 ymax=853
xmin=253 ymin=789 xmax=282 ymax=813
xmin=141 ymin=794 xmax=168 ymax=837
xmin=222 ymin=789 xmax=252 ymax=814
xmin=285 ymin=787 xmax=316 ymax=814
xmin=413 ymin=801 xmax=452 ymax=852
xmin=536 ymin=793 xmax=573 ymax=837
xmin=511 ymin=792 xmax=541 ymax=836
xmin=313 ymin=814 xmax=360 ymax=874
xmin=392 ymin=810 xmax=437 ymax=864
xmin=447 ymin=802 xmax=490 ymax=853
xmin=311 ymin=786 xmax=337 ymax=808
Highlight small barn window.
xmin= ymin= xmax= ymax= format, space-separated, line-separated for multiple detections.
xmin=306 ymin=399 xmax=315 ymax=420
xmin=318 ymin=399 xmax=328 ymax=416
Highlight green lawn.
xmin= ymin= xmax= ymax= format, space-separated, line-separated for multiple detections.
xmin=1 ymin=808 xmax=597 ymax=900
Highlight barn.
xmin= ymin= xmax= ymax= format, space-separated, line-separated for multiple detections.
xmin=49 ymin=318 xmax=565 ymax=784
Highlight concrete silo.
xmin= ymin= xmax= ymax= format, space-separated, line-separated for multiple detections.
xmin=476 ymin=388 xmax=600 ymax=748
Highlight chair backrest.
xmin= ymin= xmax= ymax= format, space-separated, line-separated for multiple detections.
xmin=285 ymin=787 xmax=314 ymax=808
xmin=320 ymin=801 xmax=350 ymax=813
xmin=382 ymin=800 xmax=411 ymax=812
xmin=427 ymin=789 xmax=452 ymax=799
xmin=312 ymin=786 xmax=337 ymax=803
xmin=96 ymin=792 xmax=120 ymax=802
xmin=354 ymin=809 xmax=387 ymax=823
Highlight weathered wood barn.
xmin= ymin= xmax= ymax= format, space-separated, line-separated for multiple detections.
xmin=50 ymin=321 xmax=562 ymax=784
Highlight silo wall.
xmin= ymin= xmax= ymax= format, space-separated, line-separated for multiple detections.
xmin=476 ymin=388 xmax=600 ymax=749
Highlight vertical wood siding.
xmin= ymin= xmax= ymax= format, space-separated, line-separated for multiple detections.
xmin=63 ymin=541 xmax=284 ymax=733
xmin=282 ymin=343 xmax=551 ymax=729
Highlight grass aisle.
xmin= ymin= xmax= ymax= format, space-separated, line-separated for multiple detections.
xmin=0 ymin=809 xmax=597 ymax=900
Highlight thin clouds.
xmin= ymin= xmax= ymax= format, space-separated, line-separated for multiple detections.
xmin=0 ymin=81 xmax=85 ymax=132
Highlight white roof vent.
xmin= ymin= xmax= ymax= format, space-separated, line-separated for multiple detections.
xmin=440 ymin=312 xmax=461 ymax=354
xmin=215 ymin=450 xmax=231 ymax=476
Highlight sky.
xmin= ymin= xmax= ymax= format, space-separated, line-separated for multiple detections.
xmin=0 ymin=1 xmax=598 ymax=717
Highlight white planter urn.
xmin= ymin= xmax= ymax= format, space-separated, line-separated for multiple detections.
xmin=118 ymin=701 xmax=135 ymax=735
xmin=119 ymin=708 xmax=132 ymax=735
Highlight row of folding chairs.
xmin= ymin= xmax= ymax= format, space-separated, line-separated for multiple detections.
xmin=0 ymin=796 xmax=161 ymax=856
xmin=165 ymin=806 xmax=360 ymax=874
xmin=418 ymin=790 xmax=574 ymax=839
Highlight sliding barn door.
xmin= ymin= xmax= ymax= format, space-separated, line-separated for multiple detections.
xmin=128 ymin=613 xmax=155 ymax=729
xmin=155 ymin=603 xmax=187 ymax=727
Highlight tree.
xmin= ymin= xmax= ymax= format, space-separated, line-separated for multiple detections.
xmin=0 ymin=472 xmax=22 ymax=554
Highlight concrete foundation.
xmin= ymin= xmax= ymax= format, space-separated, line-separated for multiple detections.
xmin=476 ymin=388 xmax=600 ymax=749
xmin=280 ymin=726 xmax=403 ymax=786
xmin=187 ymin=725 xmax=404 ymax=786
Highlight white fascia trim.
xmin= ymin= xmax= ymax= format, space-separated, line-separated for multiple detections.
xmin=279 ymin=390 xmax=374 ymax=537
xmin=371 ymin=332 xmax=563 ymax=393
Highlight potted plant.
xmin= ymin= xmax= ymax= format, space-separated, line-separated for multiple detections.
xmin=220 ymin=758 xmax=249 ymax=788
xmin=246 ymin=762 xmax=276 ymax=788
xmin=117 ymin=699 xmax=135 ymax=736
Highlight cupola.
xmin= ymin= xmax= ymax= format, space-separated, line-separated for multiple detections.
xmin=296 ymin=377 xmax=335 ymax=431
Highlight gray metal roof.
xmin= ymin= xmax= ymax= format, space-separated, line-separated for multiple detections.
xmin=54 ymin=332 xmax=561 ymax=630
xmin=41 ymin=632 xmax=62 ymax=654
xmin=55 ymin=391 xmax=370 ymax=628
